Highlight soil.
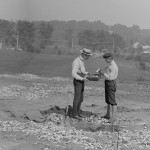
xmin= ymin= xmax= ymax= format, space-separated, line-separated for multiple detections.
xmin=0 ymin=74 xmax=150 ymax=150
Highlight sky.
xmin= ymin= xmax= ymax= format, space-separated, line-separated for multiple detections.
xmin=0 ymin=0 xmax=150 ymax=29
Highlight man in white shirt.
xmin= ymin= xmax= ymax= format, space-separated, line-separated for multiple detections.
xmin=72 ymin=48 xmax=92 ymax=120
xmin=100 ymin=53 xmax=118 ymax=123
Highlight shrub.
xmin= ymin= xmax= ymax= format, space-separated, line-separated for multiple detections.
xmin=57 ymin=49 xmax=62 ymax=55
xmin=139 ymin=61 xmax=146 ymax=70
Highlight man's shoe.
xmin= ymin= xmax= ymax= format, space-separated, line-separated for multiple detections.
xmin=78 ymin=114 xmax=85 ymax=118
xmin=72 ymin=116 xmax=82 ymax=120
xmin=101 ymin=115 xmax=110 ymax=119
xmin=108 ymin=118 xmax=116 ymax=123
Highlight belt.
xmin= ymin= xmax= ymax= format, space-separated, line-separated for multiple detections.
xmin=74 ymin=78 xmax=84 ymax=82
xmin=105 ymin=80 xmax=115 ymax=82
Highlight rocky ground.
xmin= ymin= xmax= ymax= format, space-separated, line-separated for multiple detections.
xmin=0 ymin=74 xmax=150 ymax=150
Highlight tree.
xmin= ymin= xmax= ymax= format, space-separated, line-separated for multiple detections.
xmin=78 ymin=29 xmax=126 ymax=53
xmin=38 ymin=22 xmax=54 ymax=49
xmin=111 ymin=33 xmax=125 ymax=53
xmin=64 ymin=28 xmax=73 ymax=48
xmin=95 ymin=30 xmax=112 ymax=51
xmin=78 ymin=29 xmax=112 ymax=51
xmin=17 ymin=20 xmax=35 ymax=52
xmin=0 ymin=20 xmax=16 ymax=47
xmin=78 ymin=29 xmax=96 ymax=49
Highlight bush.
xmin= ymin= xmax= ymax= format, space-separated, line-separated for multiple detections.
xmin=139 ymin=61 xmax=146 ymax=70
xmin=57 ymin=49 xmax=62 ymax=55
xmin=136 ymin=75 xmax=146 ymax=82
xmin=136 ymin=59 xmax=147 ymax=82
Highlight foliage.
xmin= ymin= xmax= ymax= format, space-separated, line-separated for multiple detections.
xmin=138 ymin=60 xmax=146 ymax=71
xmin=17 ymin=20 xmax=35 ymax=52
xmin=49 ymin=20 xmax=150 ymax=48
xmin=0 ymin=19 xmax=150 ymax=55
xmin=142 ymin=37 xmax=150 ymax=46
xmin=78 ymin=29 xmax=96 ymax=50
xmin=64 ymin=28 xmax=73 ymax=48
xmin=78 ymin=29 xmax=125 ymax=53
xmin=0 ymin=20 xmax=16 ymax=47
xmin=136 ymin=55 xmax=147 ymax=82
xmin=38 ymin=22 xmax=54 ymax=49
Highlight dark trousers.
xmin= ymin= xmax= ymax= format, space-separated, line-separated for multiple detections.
xmin=72 ymin=78 xmax=84 ymax=116
xmin=105 ymin=80 xmax=117 ymax=105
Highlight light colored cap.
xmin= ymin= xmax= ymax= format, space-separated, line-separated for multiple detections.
xmin=80 ymin=48 xmax=92 ymax=56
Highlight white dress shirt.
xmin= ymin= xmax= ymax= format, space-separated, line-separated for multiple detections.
xmin=72 ymin=56 xmax=88 ymax=81
xmin=104 ymin=60 xmax=118 ymax=81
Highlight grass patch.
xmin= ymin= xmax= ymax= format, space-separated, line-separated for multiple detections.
xmin=0 ymin=49 xmax=150 ymax=83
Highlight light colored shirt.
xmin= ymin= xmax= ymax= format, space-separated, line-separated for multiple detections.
xmin=72 ymin=56 xmax=88 ymax=80
xmin=103 ymin=60 xmax=118 ymax=81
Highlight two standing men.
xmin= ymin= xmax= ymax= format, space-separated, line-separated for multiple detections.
xmin=72 ymin=48 xmax=118 ymax=122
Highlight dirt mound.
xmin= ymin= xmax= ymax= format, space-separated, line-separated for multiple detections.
xmin=41 ymin=105 xmax=94 ymax=118
xmin=40 ymin=105 xmax=121 ymax=133
xmin=0 ymin=105 xmax=121 ymax=133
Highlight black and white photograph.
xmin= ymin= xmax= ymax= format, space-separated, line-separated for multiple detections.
xmin=0 ymin=0 xmax=150 ymax=149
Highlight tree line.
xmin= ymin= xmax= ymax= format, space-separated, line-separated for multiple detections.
xmin=0 ymin=19 xmax=149 ymax=54
xmin=0 ymin=20 xmax=54 ymax=52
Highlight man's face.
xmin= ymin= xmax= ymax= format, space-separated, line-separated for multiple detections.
xmin=82 ymin=54 xmax=90 ymax=60
xmin=85 ymin=55 xmax=90 ymax=60
xmin=105 ymin=57 xmax=112 ymax=63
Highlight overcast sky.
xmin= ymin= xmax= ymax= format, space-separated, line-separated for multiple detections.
xmin=0 ymin=0 xmax=150 ymax=29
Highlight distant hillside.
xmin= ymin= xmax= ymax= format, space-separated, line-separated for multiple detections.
xmin=0 ymin=19 xmax=150 ymax=52
xmin=47 ymin=20 xmax=109 ymax=40
xmin=42 ymin=20 xmax=150 ymax=45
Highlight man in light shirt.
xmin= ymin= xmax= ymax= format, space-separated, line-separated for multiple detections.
xmin=72 ymin=48 xmax=92 ymax=120
xmin=99 ymin=53 xmax=118 ymax=123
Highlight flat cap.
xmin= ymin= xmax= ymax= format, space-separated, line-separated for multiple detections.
xmin=103 ymin=53 xmax=113 ymax=58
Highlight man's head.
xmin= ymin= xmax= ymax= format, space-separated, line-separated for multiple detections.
xmin=103 ymin=53 xmax=113 ymax=63
xmin=80 ymin=48 xmax=92 ymax=60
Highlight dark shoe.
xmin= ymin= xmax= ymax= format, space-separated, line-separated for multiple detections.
xmin=72 ymin=116 xmax=82 ymax=120
xmin=108 ymin=118 xmax=116 ymax=123
xmin=101 ymin=115 xmax=110 ymax=119
xmin=78 ymin=114 xmax=85 ymax=118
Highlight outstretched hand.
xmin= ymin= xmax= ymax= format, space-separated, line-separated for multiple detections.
xmin=96 ymin=68 xmax=104 ymax=76
xmin=91 ymin=52 xmax=104 ymax=59
xmin=83 ymin=73 xmax=91 ymax=81
xmin=83 ymin=76 xmax=88 ymax=81
xmin=96 ymin=68 xmax=101 ymax=73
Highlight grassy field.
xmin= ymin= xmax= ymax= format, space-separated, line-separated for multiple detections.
xmin=0 ymin=49 xmax=150 ymax=83
xmin=0 ymin=49 xmax=150 ymax=150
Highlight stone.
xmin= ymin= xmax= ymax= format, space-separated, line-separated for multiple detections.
xmin=25 ymin=110 xmax=46 ymax=123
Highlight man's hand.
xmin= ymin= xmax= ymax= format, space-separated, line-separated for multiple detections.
xmin=100 ymin=70 xmax=104 ymax=76
xmin=83 ymin=76 xmax=88 ymax=81
xmin=96 ymin=68 xmax=101 ymax=73
xmin=86 ymin=72 xmax=91 ymax=77
xmin=92 ymin=52 xmax=104 ymax=59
